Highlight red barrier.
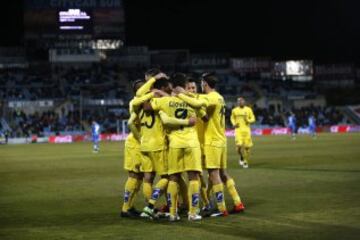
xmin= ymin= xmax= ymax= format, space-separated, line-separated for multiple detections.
xmin=100 ymin=133 xmax=127 ymax=141
xmin=262 ymin=129 xmax=272 ymax=135
xmin=72 ymin=135 xmax=85 ymax=142
xmin=330 ymin=125 xmax=350 ymax=133
xmin=49 ymin=135 xmax=73 ymax=143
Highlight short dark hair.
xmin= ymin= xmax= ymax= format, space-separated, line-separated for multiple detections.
xmin=132 ymin=79 xmax=145 ymax=93
xmin=202 ymin=72 xmax=218 ymax=88
xmin=186 ymin=74 xmax=199 ymax=84
xmin=153 ymin=77 xmax=170 ymax=89
xmin=171 ymin=72 xmax=188 ymax=88
xmin=145 ymin=68 xmax=161 ymax=77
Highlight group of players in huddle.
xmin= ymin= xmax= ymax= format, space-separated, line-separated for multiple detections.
xmin=120 ymin=69 xmax=256 ymax=221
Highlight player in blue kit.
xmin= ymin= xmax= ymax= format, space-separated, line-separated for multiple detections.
xmin=308 ymin=114 xmax=316 ymax=139
xmin=288 ymin=112 xmax=297 ymax=140
xmin=91 ymin=120 xmax=100 ymax=153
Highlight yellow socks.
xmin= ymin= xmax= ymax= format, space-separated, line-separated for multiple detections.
xmin=143 ymin=182 xmax=152 ymax=201
xmin=122 ymin=177 xmax=138 ymax=212
xmin=246 ymin=148 xmax=251 ymax=163
xmin=167 ymin=181 xmax=179 ymax=217
xmin=178 ymin=175 xmax=189 ymax=207
xmin=149 ymin=178 xmax=169 ymax=206
xmin=242 ymin=148 xmax=251 ymax=164
xmin=129 ymin=179 xmax=142 ymax=208
xmin=188 ymin=180 xmax=200 ymax=215
xmin=226 ymin=178 xmax=242 ymax=205
xmin=199 ymin=175 xmax=210 ymax=207
xmin=212 ymin=183 xmax=227 ymax=212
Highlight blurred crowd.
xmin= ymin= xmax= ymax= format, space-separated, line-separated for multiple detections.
xmin=7 ymin=108 xmax=129 ymax=137
xmin=0 ymin=65 xmax=321 ymax=103
xmin=0 ymin=64 xmax=130 ymax=101
xmin=3 ymin=105 xmax=347 ymax=137
xmin=0 ymin=66 xmax=350 ymax=137
xmin=252 ymin=105 xmax=346 ymax=127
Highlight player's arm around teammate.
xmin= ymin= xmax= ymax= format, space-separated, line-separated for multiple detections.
xmin=132 ymin=73 xmax=170 ymax=208
xmin=136 ymin=69 xmax=168 ymax=97
xmin=201 ymin=73 xmax=245 ymax=215
xmin=147 ymin=73 xmax=203 ymax=221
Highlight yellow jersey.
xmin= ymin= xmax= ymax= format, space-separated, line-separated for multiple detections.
xmin=139 ymin=108 xmax=166 ymax=152
xmin=151 ymin=96 xmax=200 ymax=149
xmin=196 ymin=117 xmax=205 ymax=146
xmin=128 ymin=91 xmax=166 ymax=152
xmin=193 ymin=94 xmax=206 ymax=145
xmin=230 ymin=106 xmax=255 ymax=133
xmin=201 ymin=91 xmax=227 ymax=147
xmin=125 ymin=99 xmax=140 ymax=149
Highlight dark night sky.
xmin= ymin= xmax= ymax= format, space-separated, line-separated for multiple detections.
xmin=1 ymin=0 xmax=360 ymax=62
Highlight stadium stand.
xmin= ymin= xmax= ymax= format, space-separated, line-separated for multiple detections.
xmin=0 ymin=49 xmax=359 ymax=138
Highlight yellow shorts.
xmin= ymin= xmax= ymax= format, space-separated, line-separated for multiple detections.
xmin=124 ymin=146 xmax=142 ymax=173
xmin=204 ymin=145 xmax=227 ymax=169
xmin=168 ymin=147 xmax=202 ymax=175
xmin=235 ymin=131 xmax=253 ymax=148
xmin=140 ymin=150 xmax=168 ymax=176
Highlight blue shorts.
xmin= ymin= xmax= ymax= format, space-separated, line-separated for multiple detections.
xmin=309 ymin=126 xmax=316 ymax=133
xmin=290 ymin=126 xmax=296 ymax=133
xmin=92 ymin=136 xmax=100 ymax=143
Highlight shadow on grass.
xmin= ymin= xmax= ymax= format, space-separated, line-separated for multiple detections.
xmin=255 ymin=166 xmax=360 ymax=173
xmin=2 ymin=206 xmax=359 ymax=240
xmin=155 ymin=213 xmax=360 ymax=240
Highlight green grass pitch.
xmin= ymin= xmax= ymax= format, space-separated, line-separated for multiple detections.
xmin=1 ymin=133 xmax=360 ymax=240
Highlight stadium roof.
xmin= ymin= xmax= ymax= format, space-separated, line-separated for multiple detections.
xmin=1 ymin=0 xmax=360 ymax=63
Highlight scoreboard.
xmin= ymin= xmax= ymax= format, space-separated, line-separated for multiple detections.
xmin=274 ymin=60 xmax=313 ymax=82
xmin=24 ymin=0 xmax=125 ymax=40
xmin=58 ymin=9 xmax=93 ymax=33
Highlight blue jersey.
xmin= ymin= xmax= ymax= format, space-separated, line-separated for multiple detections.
xmin=308 ymin=116 xmax=316 ymax=133
xmin=288 ymin=115 xmax=297 ymax=134
xmin=92 ymin=122 xmax=100 ymax=142
xmin=308 ymin=116 xmax=316 ymax=127
xmin=288 ymin=116 xmax=296 ymax=127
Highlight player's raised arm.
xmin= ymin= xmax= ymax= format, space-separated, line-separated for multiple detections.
xmin=127 ymin=112 xmax=141 ymax=142
xmin=178 ymin=93 xmax=207 ymax=108
xmin=135 ymin=77 xmax=156 ymax=97
xmin=158 ymin=110 xmax=196 ymax=127
xmin=135 ymin=72 xmax=169 ymax=97
xmin=132 ymin=92 xmax=155 ymax=107
xmin=173 ymin=85 xmax=207 ymax=108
